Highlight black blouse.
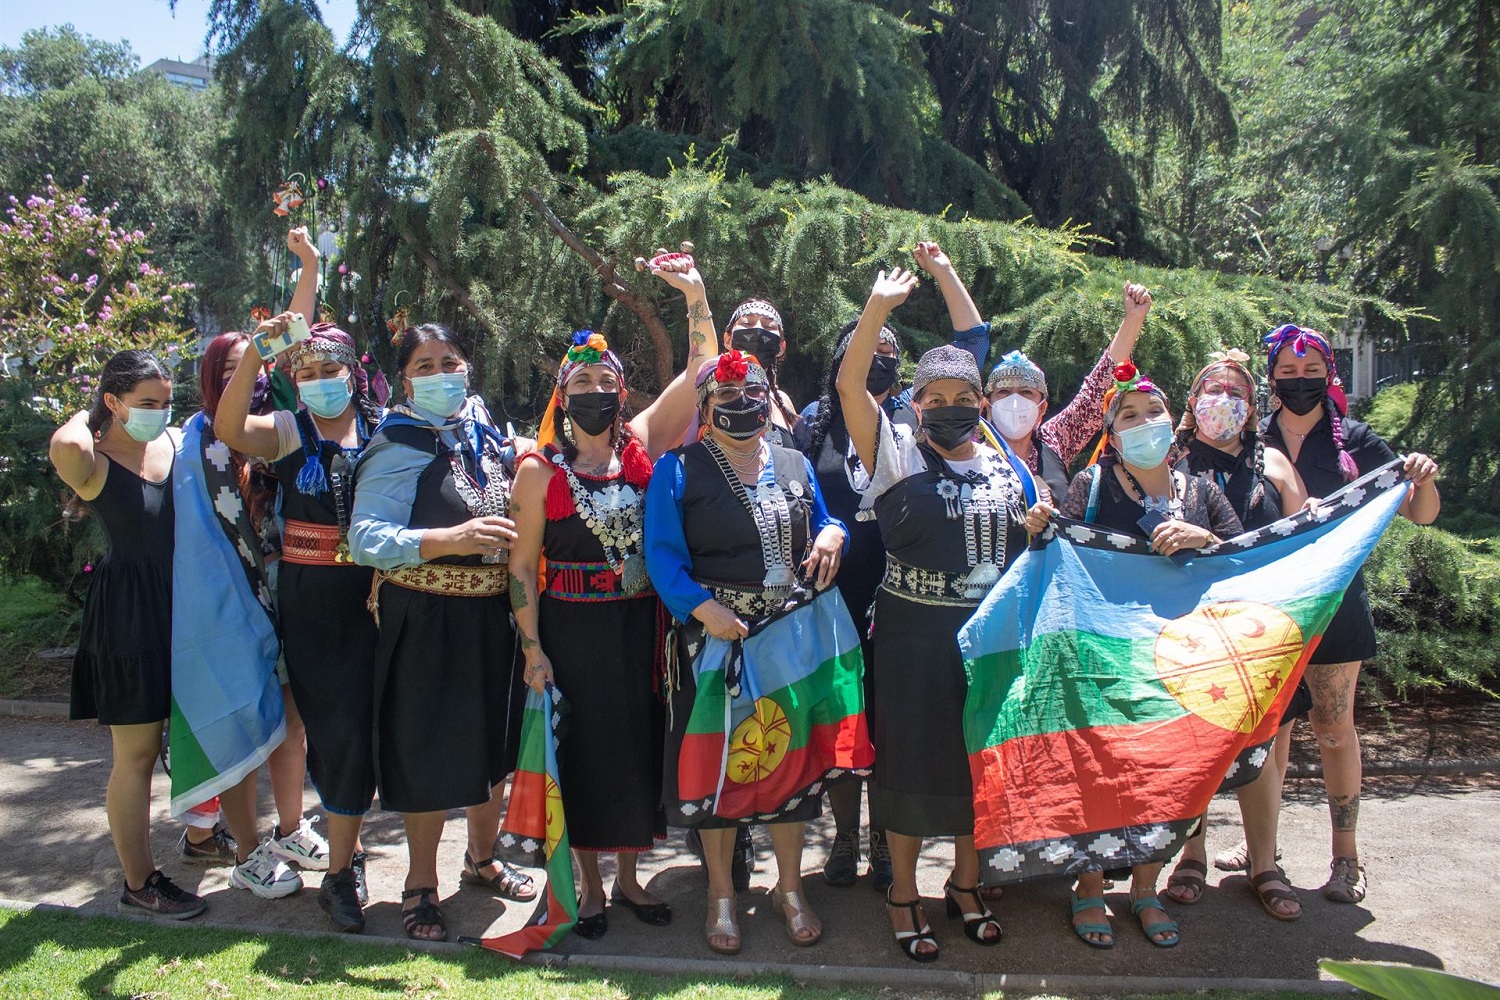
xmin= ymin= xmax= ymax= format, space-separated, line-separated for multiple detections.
xmin=1060 ymin=463 xmax=1244 ymax=541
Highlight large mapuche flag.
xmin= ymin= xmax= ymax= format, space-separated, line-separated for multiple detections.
xmin=168 ymin=412 xmax=284 ymax=818
xmin=959 ymin=459 xmax=1408 ymax=885
xmin=481 ymin=685 xmax=576 ymax=958
xmin=672 ymin=587 xmax=873 ymax=825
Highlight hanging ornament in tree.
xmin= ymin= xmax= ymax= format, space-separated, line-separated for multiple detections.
xmin=250 ymin=305 xmax=272 ymax=322
xmin=271 ymin=173 xmax=307 ymax=217
xmin=386 ymin=291 xmax=412 ymax=346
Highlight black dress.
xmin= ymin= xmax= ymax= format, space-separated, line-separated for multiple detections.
xmin=865 ymin=427 xmax=1029 ymax=837
xmin=535 ymin=448 xmax=664 ymax=852
xmin=71 ymin=455 xmax=175 ymax=726
xmin=364 ymin=423 xmax=519 ymax=814
xmin=272 ymin=409 xmax=378 ymax=816
xmin=1262 ymin=414 xmax=1395 ymax=664
xmin=664 ymin=440 xmax=820 ymax=829
xmin=1060 ymin=462 xmax=1243 ymax=541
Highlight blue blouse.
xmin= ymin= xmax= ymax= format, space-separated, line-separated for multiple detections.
xmin=644 ymin=448 xmax=847 ymax=622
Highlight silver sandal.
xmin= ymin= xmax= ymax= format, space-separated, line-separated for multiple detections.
xmin=771 ymin=885 xmax=822 ymax=946
xmin=703 ymin=894 xmax=741 ymax=955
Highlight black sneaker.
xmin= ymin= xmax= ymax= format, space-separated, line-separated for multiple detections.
xmin=732 ymin=827 xmax=755 ymax=892
xmin=823 ymin=830 xmax=859 ymax=887
xmin=867 ymin=829 xmax=893 ymax=891
xmin=318 ymin=867 xmax=366 ymax=933
xmin=178 ymin=824 xmax=237 ymax=866
xmin=118 ymin=870 xmax=207 ymax=920
xmin=350 ymin=850 xmax=369 ymax=906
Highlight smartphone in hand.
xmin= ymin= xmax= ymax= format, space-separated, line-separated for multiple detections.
xmin=252 ymin=312 xmax=312 ymax=362
xmin=1139 ymin=510 xmax=1193 ymax=566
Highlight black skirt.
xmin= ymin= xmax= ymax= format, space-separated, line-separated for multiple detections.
xmin=71 ymin=555 xmax=173 ymax=726
xmin=279 ymin=561 xmax=379 ymax=816
xmin=1309 ymin=569 xmax=1378 ymax=665
xmin=868 ymin=590 xmax=976 ymax=838
xmin=542 ymin=593 xmax=664 ymax=851
xmin=371 ymin=582 xmax=519 ymax=813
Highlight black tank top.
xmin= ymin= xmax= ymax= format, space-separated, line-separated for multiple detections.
xmin=677 ymin=441 xmax=812 ymax=585
xmin=89 ymin=454 xmax=175 ymax=563
xmin=380 ymin=423 xmax=505 ymax=567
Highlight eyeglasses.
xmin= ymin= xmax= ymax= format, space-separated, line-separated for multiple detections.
xmin=708 ymin=384 xmax=770 ymax=405
xmin=1199 ymin=379 xmax=1253 ymax=402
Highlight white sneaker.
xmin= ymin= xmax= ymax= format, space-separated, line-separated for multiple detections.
xmin=229 ymin=840 xmax=304 ymax=899
xmin=268 ymin=815 xmax=330 ymax=871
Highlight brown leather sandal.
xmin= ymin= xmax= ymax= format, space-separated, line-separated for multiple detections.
xmin=1165 ymin=857 xmax=1208 ymax=905
xmin=1250 ymin=869 xmax=1302 ymax=921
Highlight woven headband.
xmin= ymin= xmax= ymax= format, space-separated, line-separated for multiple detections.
xmin=696 ymin=350 xmax=768 ymax=405
xmin=727 ymin=299 xmax=783 ymax=330
xmin=558 ymin=330 xmax=625 ymax=387
xmin=286 ymin=334 xmax=360 ymax=374
xmin=912 ymin=345 xmax=982 ymax=399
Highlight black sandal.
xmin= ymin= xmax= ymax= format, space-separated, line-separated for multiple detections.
xmin=943 ymin=879 xmax=1002 ymax=945
xmin=461 ymin=851 xmax=537 ymax=901
xmin=885 ymin=889 xmax=940 ymax=963
xmin=400 ymin=886 xmax=447 ymax=942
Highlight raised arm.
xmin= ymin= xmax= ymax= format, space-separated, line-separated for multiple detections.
xmin=1106 ymin=281 xmax=1150 ymax=365
xmin=49 ymin=410 xmax=107 ymax=499
xmin=837 ymin=268 xmax=919 ymax=474
xmin=216 ymin=312 xmax=293 ymax=459
xmin=914 ymin=241 xmax=982 ymax=332
xmin=630 ymin=252 xmax=720 ymax=460
xmin=286 ymin=226 xmax=321 ymax=322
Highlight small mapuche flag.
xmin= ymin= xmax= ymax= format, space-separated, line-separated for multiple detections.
xmin=672 ymin=588 xmax=873 ymax=825
xmin=471 ymin=686 xmax=576 ymax=958
xmin=959 ymin=459 xmax=1409 ymax=885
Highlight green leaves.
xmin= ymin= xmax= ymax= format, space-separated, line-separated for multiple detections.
xmin=1320 ymin=959 xmax=1500 ymax=1000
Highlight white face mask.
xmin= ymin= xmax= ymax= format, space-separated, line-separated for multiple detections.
xmin=122 ymin=406 xmax=171 ymax=442
xmin=991 ymin=394 xmax=1040 ymax=441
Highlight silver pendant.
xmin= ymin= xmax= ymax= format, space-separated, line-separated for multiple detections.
xmin=764 ymin=564 xmax=796 ymax=589
xmin=621 ymin=553 xmax=647 ymax=595
xmin=963 ymin=561 xmax=1001 ymax=600
xmin=936 ymin=479 xmax=961 ymax=520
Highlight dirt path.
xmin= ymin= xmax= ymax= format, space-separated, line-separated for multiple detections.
xmin=1 ymin=714 xmax=1496 ymax=985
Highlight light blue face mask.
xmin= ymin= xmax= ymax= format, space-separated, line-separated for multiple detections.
xmin=298 ymin=376 xmax=353 ymax=419
xmin=408 ymin=372 xmax=469 ymax=419
xmin=1114 ymin=416 xmax=1174 ymax=469
xmin=122 ymin=406 xmax=171 ymax=442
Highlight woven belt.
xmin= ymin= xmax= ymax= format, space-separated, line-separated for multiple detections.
xmin=880 ymin=554 xmax=979 ymax=607
xmin=281 ymin=518 xmax=352 ymax=566
xmin=697 ymin=579 xmax=783 ymax=620
xmin=366 ymin=563 xmax=508 ymax=626
xmin=544 ymin=559 xmax=654 ymax=602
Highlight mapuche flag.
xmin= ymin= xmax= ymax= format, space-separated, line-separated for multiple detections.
xmin=959 ymin=459 xmax=1408 ymax=885
xmin=671 ymin=587 xmax=873 ymax=826
xmin=477 ymin=686 xmax=576 ymax=958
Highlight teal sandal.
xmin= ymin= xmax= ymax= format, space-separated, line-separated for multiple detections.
xmin=1130 ymin=893 xmax=1180 ymax=948
xmin=1069 ymin=892 xmax=1114 ymax=949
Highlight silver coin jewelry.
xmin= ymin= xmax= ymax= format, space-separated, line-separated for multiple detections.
xmin=553 ymin=451 xmax=647 ymax=594
xmin=704 ymin=437 xmax=798 ymax=601
xmin=450 ymin=449 xmax=512 ymax=564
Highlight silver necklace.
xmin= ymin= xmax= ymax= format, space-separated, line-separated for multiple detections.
xmin=553 ymin=452 xmax=647 ymax=594
xmin=704 ymin=438 xmax=797 ymax=600
xmin=450 ymin=450 xmax=511 ymax=564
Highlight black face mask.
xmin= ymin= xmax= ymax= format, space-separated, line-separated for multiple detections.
xmin=866 ymin=354 xmax=900 ymax=396
xmin=920 ymin=405 xmax=982 ymax=450
xmin=729 ymin=327 xmax=783 ymax=373
xmin=1274 ymin=377 xmax=1327 ymax=416
xmin=711 ymin=396 xmax=770 ymax=440
xmin=566 ymin=391 xmax=621 ymax=436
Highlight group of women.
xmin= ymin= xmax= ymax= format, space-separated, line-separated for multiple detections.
xmin=53 ymin=233 xmax=1441 ymax=959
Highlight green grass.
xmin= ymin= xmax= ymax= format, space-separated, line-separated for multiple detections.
xmin=0 ymin=576 xmax=75 ymax=700
xmin=0 ymin=576 xmax=67 ymax=634
xmin=0 ymin=908 xmax=1337 ymax=999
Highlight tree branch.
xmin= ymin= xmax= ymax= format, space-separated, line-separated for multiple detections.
xmin=522 ymin=188 xmax=674 ymax=389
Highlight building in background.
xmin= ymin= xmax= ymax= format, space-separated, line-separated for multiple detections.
xmin=143 ymin=56 xmax=213 ymax=90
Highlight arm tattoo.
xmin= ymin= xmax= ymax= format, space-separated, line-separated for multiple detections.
xmin=688 ymin=299 xmax=711 ymax=325
xmin=508 ymin=573 xmax=529 ymax=614
xmin=1329 ymin=792 xmax=1359 ymax=832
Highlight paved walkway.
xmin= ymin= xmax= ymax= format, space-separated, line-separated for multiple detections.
xmin=1 ymin=714 xmax=1496 ymax=987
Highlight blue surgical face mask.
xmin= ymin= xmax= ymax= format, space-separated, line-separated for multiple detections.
xmin=1114 ymin=416 xmax=1174 ymax=468
xmin=299 ymin=376 xmax=353 ymax=419
xmin=408 ymin=372 xmax=468 ymax=419
xmin=122 ymin=406 xmax=171 ymax=442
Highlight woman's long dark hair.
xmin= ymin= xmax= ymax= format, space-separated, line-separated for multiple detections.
xmin=87 ymin=349 xmax=172 ymax=436
xmin=1172 ymin=361 xmax=1267 ymax=512
xmin=804 ymin=321 xmax=859 ymax=459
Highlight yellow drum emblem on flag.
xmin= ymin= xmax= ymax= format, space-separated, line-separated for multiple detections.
xmin=1154 ymin=601 xmax=1305 ymax=733
xmin=543 ymin=773 xmax=564 ymax=857
xmin=727 ymin=697 xmax=793 ymax=784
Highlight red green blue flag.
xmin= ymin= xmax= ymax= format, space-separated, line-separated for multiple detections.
xmin=474 ymin=686 xmax=576 ymax=958
xmin=672 ymin=588 xmax=873 ymax=825
xmin=959 ymin=460 xmax=1408 ymax=885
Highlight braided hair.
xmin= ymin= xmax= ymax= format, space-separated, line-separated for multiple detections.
xmin=804 ymin=321 xmax=859 ymax=460
xmin=1325 ymin=392 xmax=1359 ymax=482
xmin=1173 ymin=360 xmax=1266 ymax=513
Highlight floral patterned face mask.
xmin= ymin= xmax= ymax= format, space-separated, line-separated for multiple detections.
xmin=1193 ymin=393 xmax=1250 ymax=442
